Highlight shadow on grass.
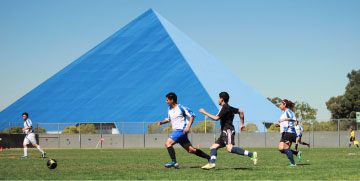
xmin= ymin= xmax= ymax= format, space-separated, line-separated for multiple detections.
xmin=297 ymin=163 xmax=311 ymax=166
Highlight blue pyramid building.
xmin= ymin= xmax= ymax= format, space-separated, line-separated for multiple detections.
xmin=0 ymin=9 xmax=280 ymax=132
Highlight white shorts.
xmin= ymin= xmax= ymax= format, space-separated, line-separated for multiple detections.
xmin=23 ymin=133 xmax=37 ymax=145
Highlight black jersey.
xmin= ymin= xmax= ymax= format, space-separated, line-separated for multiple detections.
xmin=216 ymin=104 xmax=239 ymax=130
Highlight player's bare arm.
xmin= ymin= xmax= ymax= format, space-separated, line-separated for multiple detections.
xmin=198 ymin=108 xmax=220 ymax=120
xmin=158 ymin=119 xmax=170 ymax=126
xmin=238 ymin=109 xmax=245 ymax=131
xmin=183 ymin=116 xmax=194 ymax=134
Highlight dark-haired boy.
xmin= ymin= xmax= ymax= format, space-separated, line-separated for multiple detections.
xmin=158 ymin=92 xmax=210 ymax=168
xmin=199 ymin=92 xmax=257 ymax=169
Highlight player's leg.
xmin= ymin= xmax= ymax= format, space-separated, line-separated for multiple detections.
xmin=201 ymin=143 xmax=220 ymax=169
xmin=164 ymin=138 xmax=178 ymax=168
xmin=226 ymin=144 xmax=258 ymax=165
xmin=295 ymin=137 xmax=299 ymax=151
xmin=282 ymin=141 xmax=296 ymax=166
xmin=21 ymin=136 xmax=29 ymax=158
xmin=181 ymin=143 xmax=210 ymax=160
xmin=29 ymin=133 xmax=46 ymax=157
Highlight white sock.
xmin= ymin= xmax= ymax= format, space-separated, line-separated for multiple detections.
xmin=244 ymin=150 xmax=249 ymax=156
xmin=37 ymin=145 xmax=44 ymax=154
xmin=24 ymin=147 xmax=27 ymax=156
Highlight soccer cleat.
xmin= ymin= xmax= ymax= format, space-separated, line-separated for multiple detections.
xmin=164 ymin=161 xmax=179 ymax=168
xmin=201 ymin=163 xmax=216 ymax=170
xmin=42 ymin=152 xmax=46 ymax=158
xmin=20 ymin=156 xmax=28 ymax=159
xmin=251 ymin=152 xmax=258 ymax=165
xmin=296 ymin=151 xmax=302 ymax=162
xmin=288 ymin=163 xmax=297 ymax=167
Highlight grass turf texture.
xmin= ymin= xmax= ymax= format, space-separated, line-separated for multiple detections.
xmin=0 ymin=147 xmax=359 ymax=180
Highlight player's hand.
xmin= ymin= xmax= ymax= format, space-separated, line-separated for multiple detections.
xmin=157 ymin=122 xmax=162 ymax=126
xmin=183 ymin=127 xmax=190 ymax=134
xmin=198 ymin=108 xmax=206 ymax=114
xmin=240 ymin=125 xmax=245 ymax=132
xmin=275 ymin=124 xmax=280 ymax=127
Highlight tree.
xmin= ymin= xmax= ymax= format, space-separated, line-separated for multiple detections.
xmin=163 ymin=124 xmax=173 ymax=134
xmin=34 ymin=126 xmax=46 ymax=133
xmin=326 ymin=69 xmax=360 ymax=119
xmin=267 ymin=97 xmax=282 ymax=107
xmin=148 ymin=123 xmax=162 ymax=134
xmin=62 ymin=126 xmax=78 ymax=134
xmin=294 ymin=102 xmax=317 ymax=123
xmin=61 ymin=124 xmax=98 ymax=134
xmin=78 ymin=124 xmax=98 ymax=134
xmin=9 ymin=127 xmax=23 ymax=134
xmin=192 ymin=120 xmax=215 ymax=133
xmin=244 ymin=123 xmax=258 ymax=133
xmin=267 ymin=124 xmax=279 ymax=133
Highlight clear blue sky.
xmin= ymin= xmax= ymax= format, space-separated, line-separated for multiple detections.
xmin=1 ymin=0 xmax=359 ymax=120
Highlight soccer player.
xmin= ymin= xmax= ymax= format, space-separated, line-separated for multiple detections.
xmin=276 ymin=99 xmax=301 ymax=166
xmin=295 ymin=120 xmax=310 ymax=150
xmin=21 ymin=112 xmax=46 ymax=158
xmin=199 ymin=92 xmax=257 ymax=170
xmin=158 ymin=92 xmax=210 ymax=168
xmin=349 ymin=127 xmax=355 ymax=147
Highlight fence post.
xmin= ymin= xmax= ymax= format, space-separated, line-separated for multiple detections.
xmin=312 ymin=120 xmax=314 ymax=148
xmin=79 ymin=123 xmax=81 ymax=149
xmin=100 ymin=123 xmax=103 ymax=149
xmin=338 ymin=119 xmax=340 ymax=147
xmin=58 ymin=123 xmax=60 ymax=148
xmin=264 ymin=122 xmax=266 ymax=148
xmin=143 ymin=122 xmax=145 ymax=149
xmin=122 ymin=122 xmax=125 ymax=149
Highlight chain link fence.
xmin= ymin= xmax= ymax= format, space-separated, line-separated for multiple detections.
xmin=0 ymin=119 xmax=358 ymax=148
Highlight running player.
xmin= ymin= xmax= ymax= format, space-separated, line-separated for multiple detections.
xmin=276 ymin=99 xmax=301 ymax=166
xmin=295 ymin=120 xmax=310 ymax=150
xmin=20 ymin=112 xmax=46 ymax=158
xmin=199 ymin=92 xmax=257 ymax=170
xmin=349 ymin=127 xmax=355 ymax=147
xmin=158 ymin=92 xmax=210 ymax=168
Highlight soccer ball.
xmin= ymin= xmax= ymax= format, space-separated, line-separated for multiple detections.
xmin=47 ymin=159 xmax=57 ymax=169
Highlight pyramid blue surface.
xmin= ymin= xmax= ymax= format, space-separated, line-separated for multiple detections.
xmin=0 ymin=9 xmax=280 ymax=132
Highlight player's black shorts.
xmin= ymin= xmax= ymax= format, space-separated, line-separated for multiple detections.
xmin=280 ymin=132 xmax=297 ymax=143
xmin=350 ymin=137 xmax=355 ymax=142
xmin=215 ymin=128 xmax=235 ymax=147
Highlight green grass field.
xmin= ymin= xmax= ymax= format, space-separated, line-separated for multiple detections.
xmin=0 ymin=147 xmax=359 ymax=180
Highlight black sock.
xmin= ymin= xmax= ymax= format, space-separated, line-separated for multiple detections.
xmin=167 ymin=147 xmax=176 ymax=163
xmin=302 ymin=142 xmax=309 ymax=146
xmin=291 ymin=149 xmax=298 ymax=155
xmin=195 ymin=149 xmax=210 ymax=160
xmin=284 ymin=149 xmax=295 ymax=164
xmin=295 ymin=144 xmax=298 ymax=151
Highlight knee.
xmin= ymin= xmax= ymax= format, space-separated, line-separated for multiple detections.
xmin=189 ymin=148 xmax=196 ymax=154
xmin=226 ymin=147 xmax=232 ymax=153
xmin=165 ymin=143 xmax=170 ymax=148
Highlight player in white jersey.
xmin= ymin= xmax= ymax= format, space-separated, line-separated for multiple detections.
xmin=157 ymin=93 xmax=210 ymax=168
xmin=20 ymin=112 xmax=46 ymax=158
xmin=275 ymin=99 xmax=301 ymax=166
xmin=295 ymin=120 xmax=310 ymax=150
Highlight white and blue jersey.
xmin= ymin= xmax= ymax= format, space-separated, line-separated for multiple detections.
xmin=279 ymin=109 xmax=296 ymax=134
xmin=23 ymin=119 xmax=34 ymax=134
xmin=295 ymin=125 xmax=304 ymax=137
xmin=165 ymin=104 xmax=195 ymax=131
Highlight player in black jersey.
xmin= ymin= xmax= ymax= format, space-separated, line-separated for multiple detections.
xmin=199 ymin=92 xmax=258 ymax=169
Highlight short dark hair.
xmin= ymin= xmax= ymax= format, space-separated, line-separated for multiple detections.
xmin=219 ymin=92 xmax=230 ymax=103
xmin=22 ymin=112 xmax=29 ymax=117
xmin=166 ymin=92 xmax=177 ymax=103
